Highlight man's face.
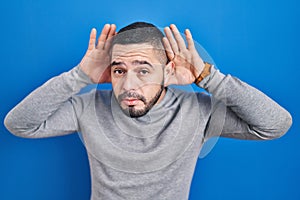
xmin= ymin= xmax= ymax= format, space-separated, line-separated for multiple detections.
xmin=110 ymin=43 xmax=166 ymax=118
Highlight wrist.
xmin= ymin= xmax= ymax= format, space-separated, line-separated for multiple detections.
xmin=193 ymin=61 xmax=205 ymax=80
xmin=77 ymin=64 xmax=94 ymax=85
xmin=194 ymin=62 xmax=212 ymax=85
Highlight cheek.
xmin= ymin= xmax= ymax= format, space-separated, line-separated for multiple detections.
xmin=141 ymin=85 xmax=162 ymax=100
xmin=141 ymin=70 xmax=165 ymax=87
xmin=148 ymin=75 xmax=164 ymax=85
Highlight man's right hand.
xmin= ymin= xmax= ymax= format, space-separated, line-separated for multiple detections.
xmin=80 ymin=24 xmax=116 ymax=83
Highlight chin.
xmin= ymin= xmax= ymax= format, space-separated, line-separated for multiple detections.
xmin=122 ymin=106 xmax=149 ymax=118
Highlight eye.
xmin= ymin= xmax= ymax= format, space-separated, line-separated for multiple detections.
xmin=113 ymin=69 xmax=126 ymax=75
xmin=139 ymin=69 xmax=149 ymax=75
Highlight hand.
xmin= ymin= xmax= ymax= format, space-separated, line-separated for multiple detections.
xmin=80 ymin=24 xmax=116 ymax=83
xmin=163 ymin=24 xmax=205 ymax=85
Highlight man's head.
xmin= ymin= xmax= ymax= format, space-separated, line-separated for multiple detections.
xmin=110 ymin=22 xmax=174 ymax=118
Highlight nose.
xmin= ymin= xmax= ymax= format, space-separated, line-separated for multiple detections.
xmin=121 ymin=71 xmax=141 ymax=91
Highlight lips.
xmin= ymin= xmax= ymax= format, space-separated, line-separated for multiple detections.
xmin=121 ymin=98 xmax=141 ymax=106
xmin=118 ymin=92 xmax=147 ymax=106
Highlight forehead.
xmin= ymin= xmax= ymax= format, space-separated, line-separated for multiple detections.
xmin=111 ymin=43 xmax=159 ymax=61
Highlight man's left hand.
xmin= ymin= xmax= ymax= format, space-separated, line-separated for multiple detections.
xmin=163 ymin=24 xmax=205 ymax=85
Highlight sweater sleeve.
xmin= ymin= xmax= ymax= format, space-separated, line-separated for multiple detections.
xmin=200 ymin=67 xmax=292 ymax=140
xmin=4 ymin=65 xmax=93 ymax=138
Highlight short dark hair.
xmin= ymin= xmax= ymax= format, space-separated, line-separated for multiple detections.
xmin=111 ymin=22 xmax=168 ymax=64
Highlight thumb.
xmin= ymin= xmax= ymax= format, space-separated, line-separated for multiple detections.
xmin=162 ymin=37 xmax=175 ymax=61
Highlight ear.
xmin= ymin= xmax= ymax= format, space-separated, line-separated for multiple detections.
xmin=164 ymin=61 xmax=175 ymax=87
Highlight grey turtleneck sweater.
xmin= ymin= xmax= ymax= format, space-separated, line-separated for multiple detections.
xmin=4 ymin=65 xmax=292 ymax=200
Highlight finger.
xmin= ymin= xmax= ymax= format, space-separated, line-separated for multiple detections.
xmin=97 ymin=24 xmax=111 ymax=49
xmin=104 ymin=24 xmax=117 ymax=49
xmin=170 ymin=24 xmax=186 ymax=51
xmin=164 ymin=27 xmax=179 ymax=54
xmin=185 ymin=29 xmax=195 ymax=50
xmin=162 ymin=37 xmax=175 ymax=60
xmin=88 ymin=28 xmax=97 ymax=51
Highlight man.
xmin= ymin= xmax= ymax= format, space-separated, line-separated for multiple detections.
xmin=4 ymin=22 xmax=292 ymax=200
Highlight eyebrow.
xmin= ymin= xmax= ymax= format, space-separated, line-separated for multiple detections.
xmin=111 ymin=61 xmax=123 ymax=66
xmin=111 ymin=60 xmax=154 ymax=68
xmin=132 ymin=60 xmax=153 ymax=68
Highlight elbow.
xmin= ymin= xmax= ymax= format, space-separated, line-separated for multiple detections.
xmin=4 ymin=112 xmax=17 ymax=135
xmin=4 ymin=112 xmax=36 ymax=138
xmin=4 ymin=113 xmax=23 ymax=137
xmin=275 ymin=111 xmax=293 ymax=138
xmin=263 ymin=110 xmax=293 ymax=140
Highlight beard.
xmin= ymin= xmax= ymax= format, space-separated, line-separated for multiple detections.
xmin=117 ymin=85 xmax=165 ymax=118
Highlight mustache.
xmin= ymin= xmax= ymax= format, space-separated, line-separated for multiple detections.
xmin=118 ymin=91 xmax=147 ymax=104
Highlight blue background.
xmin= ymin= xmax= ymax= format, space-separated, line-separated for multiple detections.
xmin=0 ymin=0 xmax=299 ymax=199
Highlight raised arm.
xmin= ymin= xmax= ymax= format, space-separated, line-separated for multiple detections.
xmin=162 ymin=24 xmax=292 ymax=140
xmin=4 ymin=24 xmax=116 ymax=138
xmin=199 ymin=67 xmax=292 ymax=140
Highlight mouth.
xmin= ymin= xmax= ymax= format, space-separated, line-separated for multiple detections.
xmin=121 ymin=98 xmax=141 ymax=106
